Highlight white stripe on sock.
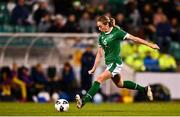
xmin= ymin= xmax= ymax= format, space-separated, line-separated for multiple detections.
xmin=87 ymin=93 xmax=92 ymax=99
xmin=134 ymin=83 xmax=137 ymax=89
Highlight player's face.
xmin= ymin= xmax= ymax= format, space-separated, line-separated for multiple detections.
xmin=97 ymin=21 xmax=110 ymax=32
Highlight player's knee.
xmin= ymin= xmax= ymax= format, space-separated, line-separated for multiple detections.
xmin=112 ymin=74 xmax=123 ymax=88
xmin=96 ymin=75 xmax=104 ymax=83
xmin=118 ymin=80 xmax=123 ymax=88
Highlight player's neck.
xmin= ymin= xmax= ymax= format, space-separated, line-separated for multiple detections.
xmin=105 ymin=27 xmax=113 ymax=34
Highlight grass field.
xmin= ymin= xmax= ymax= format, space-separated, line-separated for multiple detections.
xmin=0 ymin=102 xmax=180 ymax=116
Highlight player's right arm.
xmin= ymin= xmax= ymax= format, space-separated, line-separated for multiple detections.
xmin=88 ymin=47 xmax=103 ymax=74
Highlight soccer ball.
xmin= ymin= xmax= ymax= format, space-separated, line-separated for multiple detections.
xmin=55 ymin=99 xmax=69 ymax=112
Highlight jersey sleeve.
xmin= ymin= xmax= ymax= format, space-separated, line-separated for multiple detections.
xmin=116 ymin=27 xmax=129 ymax=40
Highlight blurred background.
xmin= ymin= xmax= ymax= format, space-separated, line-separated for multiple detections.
xmin=0 ymin=0 xmax=179 ymax=104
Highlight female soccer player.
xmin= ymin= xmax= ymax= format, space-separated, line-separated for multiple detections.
xmin=76 ymin=15 xmax=160 ymax=109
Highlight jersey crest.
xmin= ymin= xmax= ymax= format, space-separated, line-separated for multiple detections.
xmin=103 ymin=38 xmax=107 ymax=45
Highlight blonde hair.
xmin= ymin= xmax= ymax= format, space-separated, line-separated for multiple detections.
xmin=97 ymin=15 xmax=116 ymax=27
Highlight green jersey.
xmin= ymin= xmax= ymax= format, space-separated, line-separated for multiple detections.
xmin=98 ymin=26 xmax=128 ymax=65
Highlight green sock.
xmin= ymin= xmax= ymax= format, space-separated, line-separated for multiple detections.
xmin=82 ymin=81 xmax=100 ymax=105
xmin=123 ymin=81 xmax=145 ymax=92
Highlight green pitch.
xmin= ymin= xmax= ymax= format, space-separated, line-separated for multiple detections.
xmin=0 ymin=102 xmax=180 ymax=116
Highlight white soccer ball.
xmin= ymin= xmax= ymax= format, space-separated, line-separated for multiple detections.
xmin=93 ymin=93 xmax=103 ymax=104
xmin=55 ymin=99 xmax=69 ymax=112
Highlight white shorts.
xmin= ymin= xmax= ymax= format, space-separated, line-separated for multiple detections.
xmin=106 ymin=63 xmax=123 ymax=77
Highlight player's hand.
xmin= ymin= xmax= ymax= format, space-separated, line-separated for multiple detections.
xmin=88 ymin=69 xmax=95 ymax=74
xmin=150 ymin=44 xmax=160 ymax=50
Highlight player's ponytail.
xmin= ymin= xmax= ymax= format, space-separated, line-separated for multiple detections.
xmin=97 ymin=15 xmax=116 ymax=27
xmin=109 ymin=18 xmax=115 ymax=27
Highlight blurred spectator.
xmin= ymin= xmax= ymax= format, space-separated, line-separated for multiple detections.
xmin=173 ymin=0 xmax=180 ymax=19
xmin=95 ymin=3 xmax=106 ymax=16
xmin=86 ymin=0 xmax=108 ymax=7
xmin=0 ymin=67 xmax=12 ymax=97
xmin=79 ymin=12 xmax=94 ymax=33
xmin=144 ymin=52 xmax=160 ymax=72
xmin=104 ymin=12 xmax=112 ymax=18
xmin=18 ymin=66 xmax=35 ymax=101
xmin=158 ymin=0 xmax=174 ymax=19
xmin=156 ymin=16 xmax=172 ymax=53
xmin=107 ymin=0 xmax=125 ymax=15
xmin=170 ymin=17 xmax=180 ymax=43
xmin=141 ymin=3 xmax=153 ymax=25
xmin=11 ymin=0 xmax=30 ymax=25
xmin=31 ymin=63 xmax=48 ymax=92
xmin=71 ymin=1 xmax=85 ymax=20
xmin=153 ymin=7 xmax=166 ymax=26
xmin=115 ymin=13 xmax=127 ymax=30
xmin=80 ymin=45 xmax=95 ymax=91
xmin=46 ymin=66 xmax=62 ymax=94
xmin=47 ymin=66 xmax=57 ymax=82
xmin=64 ymin=14 xmax=81 ymax=33
xmin=159 ymin=54 xmax=177 ymax=72
xmin=61 ymin=62 xmax=77 ymax=101
xmin=125 ymin=53 xmax=145 ymax=72
xmin=128 ymin=1 xmax=141 ymax=30
xmin=156 ymin=16 xmax=171 ymax=37
xmin=11 ymin=63 xmax=27 ymax=101
xmin=121 ymin=41 xmax=135 ymax=59
xmin=7 ymin=0 xmax=16 ymax=14
xmin=37 ymin=12 xmax=51 ymax=32
xmin=33 ymin=0 xmax=49 ymax=25
xmin=141 ymin=3 xmax=155 ymax=39
xmin=62 ymin=62 xmax=77 ymax=90
xmin=47 ymin=14 xmax=66 ymax=32
xmin=18 ymin=66 xmax=33 ymax=87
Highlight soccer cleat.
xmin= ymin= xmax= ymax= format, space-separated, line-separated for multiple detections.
xmin=145 ymin=86 xmax=153 ymax=101
xmin=75 ymin=94 xmax=83 ymax=109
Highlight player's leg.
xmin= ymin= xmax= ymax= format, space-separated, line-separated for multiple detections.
xmin=112 ymin=74 xmax=144 ymax=91
xmin=111 ymin=74 xmax=153 ymax=101
xmin=111 ymin=74 xmax=124 ymax=88
xmin=109 ymin=63 xmax=124 ymax=88
xmin=110 ymin=63 xmax=153 ymax=101
xmin=76 ymin=70 xmax=112 ymax=109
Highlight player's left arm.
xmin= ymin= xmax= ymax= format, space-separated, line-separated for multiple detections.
xmin=126 ymin=34 xmax=160 ymax=49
